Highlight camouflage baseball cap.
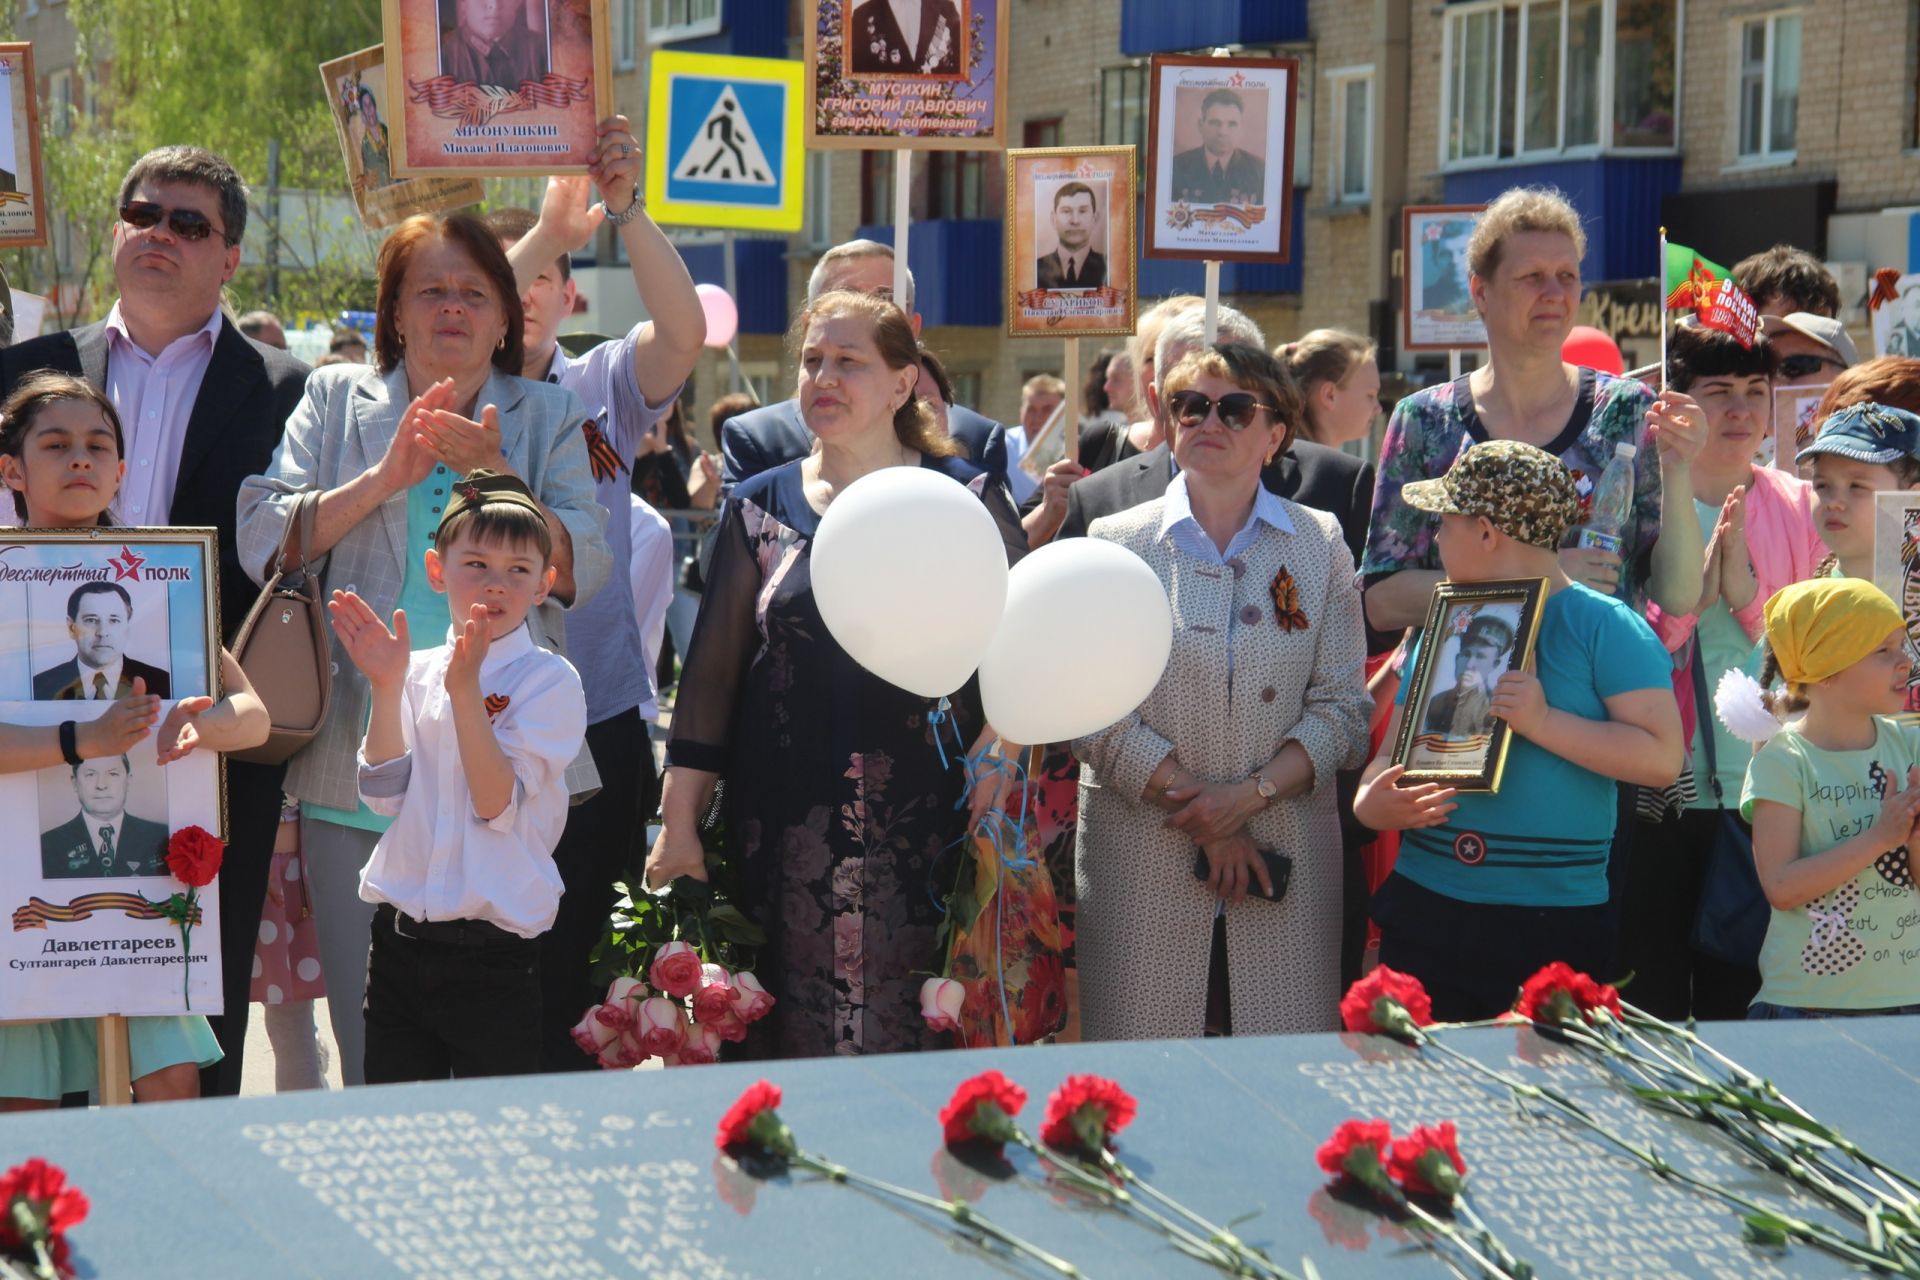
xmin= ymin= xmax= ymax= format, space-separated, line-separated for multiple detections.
xmin=1400 ymin=440 xmax=1581 ymax=551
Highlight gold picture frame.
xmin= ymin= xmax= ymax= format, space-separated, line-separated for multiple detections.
xmin=804 ymin=0 xmax=1009 ymax=151
xmin=0 ymin=43 xmax=48 ymax=249
xmin=320 ymin=43 xmax=485 ymax=230
xmin=1005 ymin=145 xmax=1137 ymax=339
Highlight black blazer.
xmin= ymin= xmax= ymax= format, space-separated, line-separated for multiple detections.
xmin=1169 ymin=147 xmax=1266 ymax=205
xmin=719 ymin=396 xmax=1008 ymax=488
xmin=0 ymin=316 xmax=309 ymax=643
xmin=33 ymin=656 xmax=173 ymax=701
xmin=1036 ymin=249 xmax=1107 ymax=291
xmin=41 ymin=811 xmax=171 ymax=879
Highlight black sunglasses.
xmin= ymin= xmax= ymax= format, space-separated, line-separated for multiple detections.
xmin=1167 ymin=390 xmax=1279 ymax=431
xmin=1778 ymin=354 xmax=1844 ymax=380
xmin=119 ymin=201 xmax=229 ymax=245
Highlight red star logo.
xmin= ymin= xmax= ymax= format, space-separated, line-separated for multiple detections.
xmin=1228 ymin=71 xmax=1246 ymax=87
xmin=108 ymin=546 xmax=145 ymax=582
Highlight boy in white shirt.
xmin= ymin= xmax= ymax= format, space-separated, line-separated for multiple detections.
xmin=329 ymin=470 xmax=588 ymax=1083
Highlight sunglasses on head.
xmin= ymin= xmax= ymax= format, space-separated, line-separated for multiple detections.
xmin=1167 ymin=389 xmax=1279 ymax=431
xmin=118 ymin=201 xmax=227 ymax=244
xmin=1778 ymin=354 xmax=1844 ymax=380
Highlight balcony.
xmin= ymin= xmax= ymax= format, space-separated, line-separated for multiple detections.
xmin=658 ymin=0 xmax=785 ymax=58
xmin=851 ymin=220 xmax=1004 ymax=328
xmin=1120 ymin=0 xmax=1307 ymax=56
xmin=1443 ymin=156 xmax=1682 ymax=282
xmin=676 ymin=236 xmax=789 ymax=335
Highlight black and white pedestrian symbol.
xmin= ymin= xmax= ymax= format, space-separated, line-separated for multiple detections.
xmin=673 ymin=86 xmax=774 ymax=186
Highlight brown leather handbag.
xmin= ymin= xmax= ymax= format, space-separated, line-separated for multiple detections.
xmin=228 ymin=491 xmax=331 ymax=765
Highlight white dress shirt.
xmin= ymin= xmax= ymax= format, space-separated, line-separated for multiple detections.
xmin=626 ymin=494 xmax=675 ymax=722
xmin=356 ymin=623 xmax=588 ymax=937
xmin=102 ymin=302 xmax=223 ymax=525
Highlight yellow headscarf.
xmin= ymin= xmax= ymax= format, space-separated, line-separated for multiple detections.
xmin=1762 ymin=578 xmax=1906 ymax=687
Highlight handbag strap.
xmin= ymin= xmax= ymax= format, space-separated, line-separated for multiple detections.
xmin=1689 ymin=636 xmax=1724 ymax=805
xmin=273 ymin=491 xmax=320 ymax=583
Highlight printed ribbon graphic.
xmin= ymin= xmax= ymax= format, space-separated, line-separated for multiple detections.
xmin=407 ymin=74 xmax=592 ymax=127
xmin=13 ymin=892 xmax=203 ymax=931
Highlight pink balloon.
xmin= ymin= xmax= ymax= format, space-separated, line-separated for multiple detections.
xmin=696 ymin=283 xmax=738 ymax=348
xmin=1562 ymin=324 xmax=1624 ymax=376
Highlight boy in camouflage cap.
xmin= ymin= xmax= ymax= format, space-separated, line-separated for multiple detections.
xmin=1351 ymin=438 xmax=1682 ymax=1021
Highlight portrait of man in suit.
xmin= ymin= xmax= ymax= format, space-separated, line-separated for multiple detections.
xmin=440 ymin=0 xmax=549 ymax=89
xmin=1421 ymin=612 xmax=1515 ymax=743
xmin=33 ymin=581 xmax=172 ymax=701
xmin=848 ymin=0 xmax=966 ymax=77
xmin=1168 ymin=89 xmax=1265 ymax=207
xmin=40 ymin=754 xmax=170 ymax=879
xmin=1035 ymin=182 xmax=1106 ymax=292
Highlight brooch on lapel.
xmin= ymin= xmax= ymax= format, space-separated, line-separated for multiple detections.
xmin=1269 ymin=567 xmax=1310 ymax=632
xmin=484 ymin=693 xmax=511 ymax=721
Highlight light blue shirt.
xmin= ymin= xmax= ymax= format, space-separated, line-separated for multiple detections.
xmin=1157 ymin=472 xmax=1293 ymax=677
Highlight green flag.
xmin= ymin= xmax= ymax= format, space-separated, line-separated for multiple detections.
xmin=1664 ymin=241 xmax=1730 ymax=311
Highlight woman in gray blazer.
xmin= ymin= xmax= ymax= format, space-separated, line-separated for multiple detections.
xmin=1074 ymin=343 xmax=1369 ymax=1041
xmin=237 ymin=212 xmax=609 ymax=1085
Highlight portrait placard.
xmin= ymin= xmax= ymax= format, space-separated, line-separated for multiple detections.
xmin=1769 ymin=383 xmax=1827 ymax=471
xmin=321 ymin=44 xmax=485 ymax=229
xmin=383 ymin=0 xmax=612 ymax=177
xmin=1143 ymin=55 xmax=1295 ymax=264
xmin=805 ymin=0 xmax=1008 ymax=150
xmin=1403 ymin=205 xmax=1487 ymax=352
xmin=1006 ymin=146 xmax=1136 ymax=338
xmin=0 ymin=44 xmax=48 ymax=249
xmin=1872 ymin=271 xmax=1920 ymax=358
xmin=1391 ymin=578 xmax=1548 ymax=792
xmin=1872 ymin=492 xmax=1920 ymax=684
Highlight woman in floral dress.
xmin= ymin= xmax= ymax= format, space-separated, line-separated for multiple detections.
xmin=646 ymin=291 xmax=1024 ymax=1058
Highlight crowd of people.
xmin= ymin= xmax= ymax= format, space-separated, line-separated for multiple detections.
xmin=2 ymin=140 xmax=1917 ymax=1110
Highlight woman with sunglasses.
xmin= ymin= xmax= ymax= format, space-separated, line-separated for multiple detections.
xmin=1359 ymin=187 xmax=1707 ymax=630
xmin=1072 ymin=342 xmax=1370 ymax=1041
xmin=236 ymin=212 xmax=608 ymax=1087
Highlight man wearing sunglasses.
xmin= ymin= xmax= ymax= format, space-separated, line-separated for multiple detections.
xmin=0 ymin=145 xmax=309 ymax=1100
xmin=1760 ymin=312 xmax=1857 ymax=390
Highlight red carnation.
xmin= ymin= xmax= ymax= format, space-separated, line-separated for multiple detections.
xmin=1515 ymin=962 xmax=1621 ymax=1027
xmin=715 ymin=1080 xmax=794 ymax=1156
xmin=1339 ymin=966 xmax=1435 ymax=1038
xmin=939 ymin=1070 xmax=1028 ymax=1149
xmin=0 ymin=1157 xmax=89 ymax=1261
xmin=164 ymin=825 xmax=224 ymax=888
xmin=1315 ymin=1119 xmax=1392 ymax=1179
xmin=1040 ymin=1074 xmax=1136 ymax=1156
xmin=1387 ymin=1122 xmax=1467 ymax=1198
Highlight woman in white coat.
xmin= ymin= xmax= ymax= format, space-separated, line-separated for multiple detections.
xmin=1074 ymin=342 xmax=1370 ymax=1039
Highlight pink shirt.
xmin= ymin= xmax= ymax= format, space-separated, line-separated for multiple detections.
xmin=103 ymin=302 xmax=222 ymax=525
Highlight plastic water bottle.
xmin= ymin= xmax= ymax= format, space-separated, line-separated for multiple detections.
xmin=1577 ymin=442 xmax=1636 ymax=558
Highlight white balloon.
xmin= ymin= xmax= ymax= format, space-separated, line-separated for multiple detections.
xmin=811 ymin=466 xmax=1009 ymax=699
xmin=979 ymin=539 xmax=1172 ymax=745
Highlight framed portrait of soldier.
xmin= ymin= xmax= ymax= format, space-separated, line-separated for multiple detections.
xmin=1871 ymin=272 xmax=1920 ymax=358
xmin=382 ymin=0 xmax=611 ymax=177
xmin=1769 ymin=383 xmax=1827 ymax=471
xmin=1872 ymin=491 xmax=1920 ymax=683
xmin=0 ymin=44 xmax=47 ymax=249
xmin=0 ymin=528 xmax=226 ymax=1020
xmin=321 ymin=45 xmax=485 ymax=229
xmin=1005 ymin=146 xmax=1136 ymax=339
xmin=1403 ymin=205 xmax=1487 ymax=352
xmin=805 ymin=0 xmax=1009 ymax=150
xmin=1391 ymin=578 xmax=1548 ymax=792
xmin=1143 ymin=54 xmax=1295 ymax=264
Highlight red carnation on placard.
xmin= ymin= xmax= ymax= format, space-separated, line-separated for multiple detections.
xmin=939 ymin=1070 xmax=1028 ymax=1149
xmin=1040 ymin=1074 xmax=1137 ymax=1156
xmin=714 ymin=1080 xmax=794 ymax=1156
xmin=1339 ymin=966 xmax=1435 ymax=1038
xmin=164 ymin=825 xmax=224 ymax=888
xmin=1515 ymin=962 xmax=1621 ymax=1027
xmin=1315 ymin=1119 xmax=1395 ymax=1198
xmin=1387 ymin=1122 xmax=1467 ymax=1198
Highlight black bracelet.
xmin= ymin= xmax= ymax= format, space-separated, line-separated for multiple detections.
xmin=58 ymin=720 xmax=82 ymax=767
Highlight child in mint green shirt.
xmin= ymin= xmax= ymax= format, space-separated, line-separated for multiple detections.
xmin=1739 ymin=578 xmax=1920 ymax=1017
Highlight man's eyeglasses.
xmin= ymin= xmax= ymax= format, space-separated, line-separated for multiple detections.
xmin=119 ymin=201 xmax=229 ymax=245
xmin=1166 ymin=390 xmax=1279 ymax=431
xmin=1778 ymin=354 xmax=1845 ymax=381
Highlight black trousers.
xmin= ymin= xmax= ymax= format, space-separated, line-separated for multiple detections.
xmin=364 ymin=905 xmax=541 ymax=1083
xmin=199 ymin=757 xmax=288 ymax=1097
xmin=1374 ymin=872 xmax=1616 ymax=1022
xmin=1617 ymin=807 xmax=1762 ymax=1021
xmin=537 ymin=708 xmax=655 ymax=1072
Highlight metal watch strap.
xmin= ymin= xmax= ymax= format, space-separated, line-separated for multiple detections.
xmin=605 ymin=184 xmax=645 ymax=226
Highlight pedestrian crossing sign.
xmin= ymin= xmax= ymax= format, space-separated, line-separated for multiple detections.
xmin=647 ymin=51 xmax=804 ymax=232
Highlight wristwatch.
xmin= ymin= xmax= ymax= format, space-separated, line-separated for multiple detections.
xmin=1251 ymin=770 xmax=1277 ymax=807
xmin=605 ymin=183 xmax=645 ymax=226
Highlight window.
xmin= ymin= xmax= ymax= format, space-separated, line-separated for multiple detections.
xmin=803 ymin=152 xmax=833 ymax=250
xmin=647 ymin=0 xmax=720 ymax=43
xmin=926 ymin=151 xmax=988 ymax=219
xmin=1024 ymin=117 xmax=1063 ymax=149
xmin=615 ymin=0 xmax=638 ymax=70
xmin=1441 ymin=0 xmax=1675 ymax=166
xmin=737 ymin=362 xmax=779 ymax=407
xmin=48 ymin=70 xmax=73 ymax=139
xmin=1327 ymin=67 xmax=1373 ymax=202
xmin=948 ymin=370 xmax=983 ymax=410
xmin=859 ymin=151 xmax=894 ymax=227
xmin=1736 ymin=12 xmax=1801 ymax=161
xmin=1100 ymin=64 xmax=1148 ymax=148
